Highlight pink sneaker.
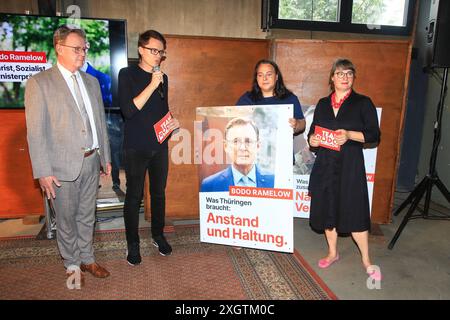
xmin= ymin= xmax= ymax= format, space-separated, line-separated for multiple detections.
xmin=318 ymin=254 xmax=340 ymax=269
xmin=366 ymin=265 xmax=382 ymax=281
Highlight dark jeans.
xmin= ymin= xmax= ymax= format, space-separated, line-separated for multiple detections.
xmin=123 ymin=148 xmax=169 ymax=245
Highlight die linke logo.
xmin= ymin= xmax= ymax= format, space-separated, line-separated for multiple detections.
xmin=314 ymin=125 xmax=341 ymax=151
xmin=154 ymin=111 xmax=174 ymax=143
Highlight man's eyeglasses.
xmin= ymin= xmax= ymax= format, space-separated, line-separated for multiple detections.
xmin=59 ymin=43 xmax=90 ymax=55
xmin=141 ymin=46 xmax=167 ymax=57
xmin=227 ymin=138 xmax=258 ymax=148
xmin=334 ymin=71 xmax=354 ymax=79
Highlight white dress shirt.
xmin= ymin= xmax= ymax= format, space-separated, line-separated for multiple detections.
xmin=232 ymin=165 xmax=257 ymax=188
xmin=57 ymin=62 xmax=99 ymax=150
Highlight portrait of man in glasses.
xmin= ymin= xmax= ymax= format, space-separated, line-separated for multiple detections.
xmin=200 ymin=117 xmax=275 ymax=192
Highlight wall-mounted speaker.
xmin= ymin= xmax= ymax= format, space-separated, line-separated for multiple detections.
xmin=261 ymin=0 xmax=270 ymax=32
xmin=425 ymin=0 xmax=450 ymax=68
xmin=38 ymin=0 xmax=56 ymax=16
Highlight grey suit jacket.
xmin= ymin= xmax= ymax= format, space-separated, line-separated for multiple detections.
xmin=25 ymin=66 xmax=111 ymax=181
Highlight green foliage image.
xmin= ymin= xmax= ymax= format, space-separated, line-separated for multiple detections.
xmin=0 ymin=15 xmax=110 ymax=108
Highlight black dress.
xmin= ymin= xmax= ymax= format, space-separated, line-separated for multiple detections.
xmin=308 ymin=91 xmax=380 ymax=233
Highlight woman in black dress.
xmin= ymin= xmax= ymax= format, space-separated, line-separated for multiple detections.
xmin=308 ymin=58 xmax=381 ymax=281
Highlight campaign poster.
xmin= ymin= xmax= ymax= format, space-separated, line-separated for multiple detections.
xmin=0 ymin=15 xmax=114 ymax=109
xmin=293 ymin=106 xmax=382 ymax=218
xmin=197 ymin=105 xmax=294 ymax=253
xmin=0 ymin=51 xmax=52 ymax=82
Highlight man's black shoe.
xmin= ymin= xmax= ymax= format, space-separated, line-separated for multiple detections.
xmin=152 ymin=235 xmax=172 ymax=256
xmin=126 ymin=242 xmax=142 ymax=266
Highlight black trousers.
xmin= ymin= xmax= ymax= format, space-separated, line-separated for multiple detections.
xmin=123 ymin=148 xmax=168 ymax=245
xmin=106 ymin=113 xmax=123 ymax=186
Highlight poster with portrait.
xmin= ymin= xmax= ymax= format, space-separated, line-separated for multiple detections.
xmin=197 ymin=105 xmax=293 ymax=253
xmin=293 ymin=106 xmax=382 ymax=218
xmin=0 ymin=15 xmax=118 ymax=109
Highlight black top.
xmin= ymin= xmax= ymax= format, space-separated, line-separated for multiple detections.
xmin=118 ymin=64 xmax=169 ymax=151
xmin=236 ymin=92 xmax=304 ymax=119
xmin=307 ymin=91 xmax=380 ymax=233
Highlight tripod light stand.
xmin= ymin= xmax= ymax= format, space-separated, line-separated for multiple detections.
xmin=388 ymin=67 xmax=450 ymax=250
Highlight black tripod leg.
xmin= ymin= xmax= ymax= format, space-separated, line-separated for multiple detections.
xmin=388 ymin=182 xmax=427 ymax=250
xmin=393 ymin=177 xmax=427 ymax=216
xmin=422 ymin=179 xmax=434 ymax=218
xmin=435 ymin=177 xmax=450 ymax=203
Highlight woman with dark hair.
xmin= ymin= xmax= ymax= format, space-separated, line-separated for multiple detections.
xmin=236 ymin=59 xmax=305 ymax=134
xmin=308 ymin=58 xmax=381 ymax=281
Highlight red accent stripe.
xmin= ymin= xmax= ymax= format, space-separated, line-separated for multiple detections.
xmin=0 ymin=51 xmax=47 ymax=63
xmin=229 ymin=186 xmax=293 ymax=199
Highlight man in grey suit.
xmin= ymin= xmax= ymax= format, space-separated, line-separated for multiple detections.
xmin=25 ymin=25 xmax=112 ymax=288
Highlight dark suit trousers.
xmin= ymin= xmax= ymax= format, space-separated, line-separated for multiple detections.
xmin=123 ymin=148 xmax=168 ymax=245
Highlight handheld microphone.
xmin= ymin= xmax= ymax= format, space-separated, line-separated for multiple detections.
xmin=152 ymin=65 xmax=164 ymax=99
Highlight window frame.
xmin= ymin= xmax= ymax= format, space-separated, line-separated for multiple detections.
xmin=267 ymin=0 xmax=416 ymax=36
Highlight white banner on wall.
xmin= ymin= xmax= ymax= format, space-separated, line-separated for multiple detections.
xmin=197 ymin=105 xmax=294 ymax=253
xmin=293 ymin=106 xmax=382 ymax=218
xmin=0 ymin=51 xmax=51 ymax=82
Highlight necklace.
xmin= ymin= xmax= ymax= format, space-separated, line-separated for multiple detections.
xmin=331 ymin=90 xmax=352 ymax=109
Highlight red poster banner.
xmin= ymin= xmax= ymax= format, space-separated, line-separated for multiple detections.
xmin=229 ymin=186 xmax=293 ymax=200
xmin=0 ymin=51 xmax=47 ymax=63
